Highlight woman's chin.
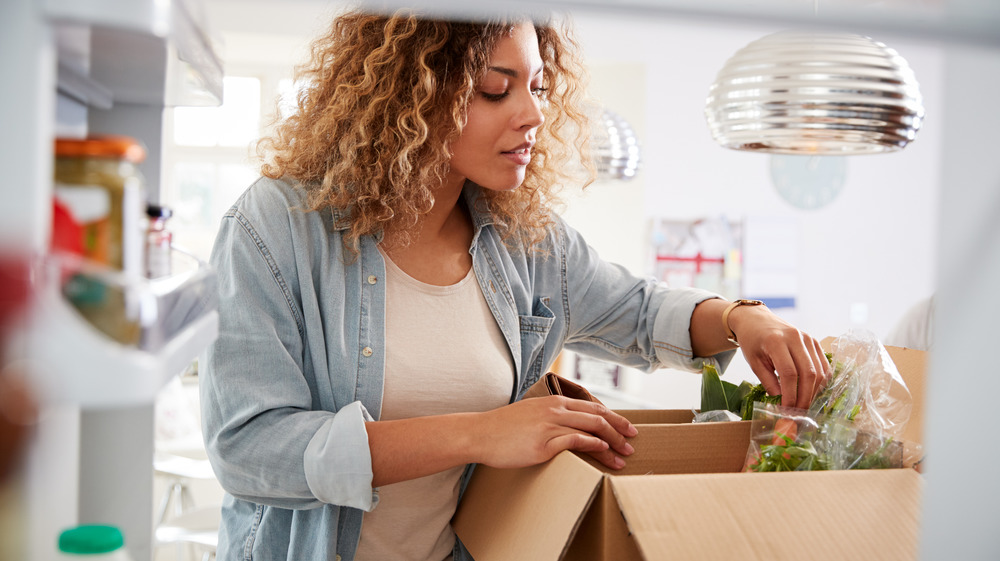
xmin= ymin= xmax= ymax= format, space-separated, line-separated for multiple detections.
xmin=478 ymin=173 xmax=526 ymax=193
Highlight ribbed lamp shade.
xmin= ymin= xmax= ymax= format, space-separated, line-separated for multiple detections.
xmin=704 ymin=31 xmax=924 ymax=155
xmin=594 ymin=109 xmax=641 ymax=180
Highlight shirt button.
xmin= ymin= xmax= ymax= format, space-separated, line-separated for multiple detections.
xmin=362 ymin=347 xmax=374 ymax=357
xmin=367 ymin=274 xmax=377 ymax=285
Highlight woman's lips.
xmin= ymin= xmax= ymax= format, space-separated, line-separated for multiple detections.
xmin=502 ymin=145 xmax=532 ymax=166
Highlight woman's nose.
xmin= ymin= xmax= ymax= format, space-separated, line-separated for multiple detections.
xmin=515 ymin=91 xmax=545 ymax=130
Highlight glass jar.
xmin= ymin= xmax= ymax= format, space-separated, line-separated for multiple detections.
xmin=53 ymin=136 xmax=146 ymax=274
xmin=144 ymin=203 xmax=173 ymax=279
xmin=53 ymin=136 xmax=147 ymax=345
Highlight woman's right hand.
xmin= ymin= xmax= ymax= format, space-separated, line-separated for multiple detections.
xmin=471 ymin=396 xmax=637 ymax=471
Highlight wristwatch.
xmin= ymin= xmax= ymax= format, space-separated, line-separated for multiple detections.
xmin=722 ymin=299 xmax=765 ymax=346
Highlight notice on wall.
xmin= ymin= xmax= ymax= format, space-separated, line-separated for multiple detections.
xmin=647 ymin=216 xmax=742 ymax=300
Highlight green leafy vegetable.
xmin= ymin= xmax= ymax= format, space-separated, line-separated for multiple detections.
xmin=739 ymin=384 xmax=781 ymax=421
xmin=749 ymin=432 xmax=824 ymax=472
xmin=700 ymin=363 xmax=730 ymax=413
xmin=726 ymin=380 xmax=754 ymax=415
xmin=699 ymin=363 xmax=780 ymax=421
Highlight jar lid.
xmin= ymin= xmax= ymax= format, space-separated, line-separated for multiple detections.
xmin=55 ymin=136 xmax=147 ymax=163
xmin=58 ymin=524 xmax=125 ymax=554
xmin=146 ymin=204 xmax=173 ymax=220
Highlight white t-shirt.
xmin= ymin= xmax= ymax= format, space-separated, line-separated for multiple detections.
xmin=354 ymin=250 xmax=515 ymax=561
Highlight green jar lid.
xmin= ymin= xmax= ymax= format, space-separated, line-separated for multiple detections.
xmin=58 ymin=525 xmax=124 ymax=554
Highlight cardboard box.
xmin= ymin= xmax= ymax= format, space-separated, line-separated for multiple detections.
xmin=453 ymin=348 xmax=926 ymax=561
xmin=879 ymin=345 xmax=927 ymax=448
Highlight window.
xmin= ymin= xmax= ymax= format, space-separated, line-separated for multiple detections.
xmin=173 ymin=77 xmax=261 ymax=148
xmin=162 ymin=72 xmax=286 ymax=260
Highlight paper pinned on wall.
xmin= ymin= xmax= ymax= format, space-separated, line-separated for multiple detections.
xmin=648 ymin=216 xmax=742 ymax=300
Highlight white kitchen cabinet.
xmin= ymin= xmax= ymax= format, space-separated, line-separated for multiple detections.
xmin=0 ymin=1 xmax=222 ymax=560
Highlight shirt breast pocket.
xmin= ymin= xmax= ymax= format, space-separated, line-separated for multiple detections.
xmin=517 ymin=296 xmax=556 ymax=397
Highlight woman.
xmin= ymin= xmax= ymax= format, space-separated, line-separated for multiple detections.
xmin=201 ymin=10 xmax=829 ymax=561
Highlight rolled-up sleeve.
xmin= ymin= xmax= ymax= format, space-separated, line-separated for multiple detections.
xmin=304 ymin=401 xmax=378 ymax=511
xmin=650 ymin=285 xmax=735 ymax=372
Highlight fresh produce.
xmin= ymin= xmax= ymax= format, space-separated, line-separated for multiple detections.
xmin=699 ymin=346 xmax=905 ymax=472
xmin=699 ymin=363 xmax=780 ymax=421
xmin=749 ymin=431 xmax=820 ymax=472
xmin=745 ymin=412 xmax=901 ymax=472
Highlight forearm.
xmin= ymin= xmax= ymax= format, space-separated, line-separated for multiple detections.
xmin=367 ymin=396 xmax=641 ymax=486
xmin=366 ymin=413 xmax=480 ymax=487
xmin=690 ymin=297 xmax=738 ymax=358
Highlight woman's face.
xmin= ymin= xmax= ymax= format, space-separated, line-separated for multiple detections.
xmin=447 ymin=22 xmax=547 ymax=193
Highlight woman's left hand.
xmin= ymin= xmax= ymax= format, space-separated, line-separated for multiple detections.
xmin=726 ymin=304 xmax=830 ymax=409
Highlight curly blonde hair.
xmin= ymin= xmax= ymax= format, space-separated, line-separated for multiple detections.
xmin=257 ymin=9 xmax=593 ymax=253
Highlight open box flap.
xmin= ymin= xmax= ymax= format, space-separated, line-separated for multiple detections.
xmin=452 ymin=451 xmax=604 ymax=561
xmin=577 ymin=420 xmax=751 ymax=475
xmin=617 ymin=409 xmax=696 ymax=424
xmin=883 ymin=345 xmax=926 ymax=447
xmin=609 ymin=469 xmax=923 ymax=561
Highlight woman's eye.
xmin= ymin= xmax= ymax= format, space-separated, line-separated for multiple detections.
xmin=479 ymin=87 xmax=547 ymax=103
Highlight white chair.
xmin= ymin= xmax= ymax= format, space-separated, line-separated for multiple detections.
xmin=155 ymin=506 xmax=220 ymax=561
xmin=153 ymin=452 xmax=220 ymax=561
xmin=154 ymin=452 xmax=218 ymax=524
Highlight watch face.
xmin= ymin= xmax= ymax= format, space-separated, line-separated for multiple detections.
xmin=770 ymin=155 xmax=848 ymax=210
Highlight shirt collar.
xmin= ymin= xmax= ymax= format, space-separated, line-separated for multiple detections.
xmin=325 ymin=181 xmax=495 ymax=238
xmin=329 ymin=205 xmax=352 ymax=232
xmin=462 ymin=180 xmax=496 ymax=232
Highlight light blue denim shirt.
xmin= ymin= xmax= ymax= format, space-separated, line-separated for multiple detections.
xmin=201 ymin=176 xmax=732 ymax=561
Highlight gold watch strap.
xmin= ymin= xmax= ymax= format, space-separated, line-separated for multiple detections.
xmin=722 ymin=299 xmax=765 ymax=346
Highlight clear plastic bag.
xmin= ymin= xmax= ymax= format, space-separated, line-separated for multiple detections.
xmin=692 ymin=409 xmax=742 ymax=423
xmin=744 ymin=404 xmax=905 ymax=472
xmin=809 ymin=329 xmax=912 ymax=441
xmin=744 ymin=329 xmax=917 ymax=471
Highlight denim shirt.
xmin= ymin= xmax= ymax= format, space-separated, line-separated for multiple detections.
xmin=201 ymin=176 xmax=732 ymax=561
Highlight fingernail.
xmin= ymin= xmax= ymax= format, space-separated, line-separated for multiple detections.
xmin=623 ymin=443 xmax=635 ymax=455
xmin=627 ymin=424 xmax=638 ymax=437
xmin=614 ymin=456 xmax=625 ymax=469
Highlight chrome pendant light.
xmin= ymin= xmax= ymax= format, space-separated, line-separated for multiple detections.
xmin=594 ymin=108 xmax=641 ymax=180
xmin=704 ymin=31 xmax=924 ymax=155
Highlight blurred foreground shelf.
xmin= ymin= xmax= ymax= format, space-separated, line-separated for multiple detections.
xmin=25 ymin=251 xmax=218 ymax=408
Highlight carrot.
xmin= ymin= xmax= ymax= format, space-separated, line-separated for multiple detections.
xmin=773 ymin=417 xmax=798 ymax=446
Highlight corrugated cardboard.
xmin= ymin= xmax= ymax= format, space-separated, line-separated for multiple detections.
xmin=884 ymin=346 xmax=926 ymax=447
xmin=453 ymin=346 xmax=926 ymax=561
xmin=612 ymin=470 xmax=922 ymax=561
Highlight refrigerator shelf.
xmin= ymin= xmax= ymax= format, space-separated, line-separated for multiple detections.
xmin=25 ymin=250 xmax=218 ymax=408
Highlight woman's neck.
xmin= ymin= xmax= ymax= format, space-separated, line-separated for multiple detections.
xmin=379 ymin=177 xmax=474 ymax=286
xmin=420 ymin=176 xmax=467 ymax=241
